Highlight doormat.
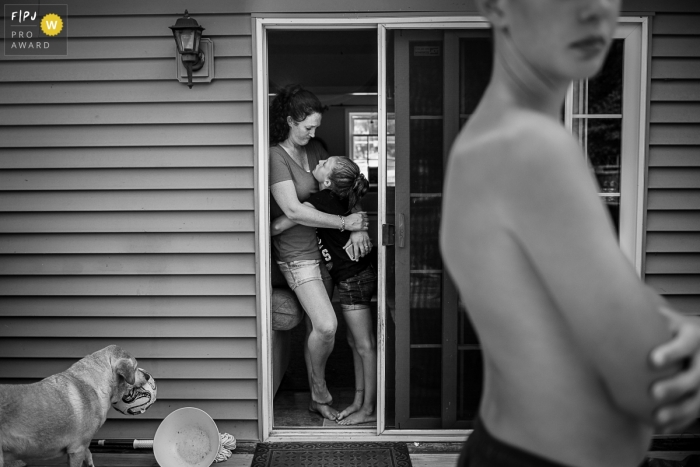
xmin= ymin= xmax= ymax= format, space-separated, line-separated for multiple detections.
xmin=251 ymin=442 xmax=412 ymax=466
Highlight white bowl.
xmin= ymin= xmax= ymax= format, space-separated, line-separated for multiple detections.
xmin=153 ymin=407 xmax=220 ymax=467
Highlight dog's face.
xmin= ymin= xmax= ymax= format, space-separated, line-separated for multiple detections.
xmin=105 ymin=345 xmax=140 ymax=404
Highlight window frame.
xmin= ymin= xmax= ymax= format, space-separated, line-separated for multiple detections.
xmin=564 ymin=18 xmax=649 ymax=275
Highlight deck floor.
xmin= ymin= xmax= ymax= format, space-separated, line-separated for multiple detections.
xmin=20 ymin=452 xmax=463 ymax=467
xmin=19 ymin=448 xmax=699 ymax=467
xmin=22 ymin=452 xmax=461 ymax=467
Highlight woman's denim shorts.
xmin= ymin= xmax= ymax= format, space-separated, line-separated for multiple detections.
xmin=338 ymin=265 xmax=377 ymax=311
xmin=277 ymin=259 xmax=332 ymax=291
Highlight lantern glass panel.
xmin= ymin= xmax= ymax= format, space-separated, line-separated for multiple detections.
xmin=194 ymin=31 xmax=202 ymax=52
xmin=180 ymin=31 xmax=195 ymax=51
xmin=171 ymin=30 xmax=183 ymax=53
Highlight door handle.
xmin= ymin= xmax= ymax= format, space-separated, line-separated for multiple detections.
xmin=382 ymin=224 xmax=395 ymax=246
xmin=398 ymin=213 xmax=405 ymax=248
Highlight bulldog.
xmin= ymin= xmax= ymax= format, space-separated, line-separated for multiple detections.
xmin=0 ymin=345 xmax=148 ymax=467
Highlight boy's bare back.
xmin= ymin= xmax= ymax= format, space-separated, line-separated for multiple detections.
xmin=441 ymin=108 xmax=674 ymax=467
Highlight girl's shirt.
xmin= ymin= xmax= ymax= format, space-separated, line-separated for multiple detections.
xmin=269 ymin=140 xmax=328 ymax=262
xmin=305 ymin=189 xmax=371 ymax=283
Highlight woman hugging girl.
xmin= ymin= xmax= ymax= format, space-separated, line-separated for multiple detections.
xmin=271 ymin=156 xmax=377 ymax=425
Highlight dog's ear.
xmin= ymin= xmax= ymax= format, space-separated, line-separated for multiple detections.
xmin=115 ymin=358 xmax=136 ymax=385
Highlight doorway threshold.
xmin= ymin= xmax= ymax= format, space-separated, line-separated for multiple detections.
xmin=266 ymin=428 xmax=469 ymax=443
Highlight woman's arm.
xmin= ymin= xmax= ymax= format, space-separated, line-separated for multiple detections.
xmin=271 ymin=215 xmax=296 ymax=237
xmin=271 ymin=202 xmax=316 ymax=236
xmin=271 ymin=180 xmax=367 ymax=231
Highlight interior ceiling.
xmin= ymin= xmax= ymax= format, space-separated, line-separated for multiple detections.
xmin=267 ymin=29 xmax=378 ymax=96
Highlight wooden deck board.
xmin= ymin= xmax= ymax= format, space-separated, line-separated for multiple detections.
xmin=23 ymin=453 xmax=255 ymax=467
xmin=24 ymin=453 xmax=459 ymax=467
xmin=18 ymin=449 xmax=700 ymax=466
xmin=410 ymin=453 xmax=460 ymax=467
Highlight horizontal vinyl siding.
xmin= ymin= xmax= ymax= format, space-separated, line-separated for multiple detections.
xmin=0 ymin=146 xmax=253 ymax=168
xmin=647 ymin=13 xmax=700 ymax=316
xmin=0 ymin=233 xmax=255 ymax=253
xmin=0 ymin=338 xmax=258 ymax=358
xmin=0 ymin=7 xmax=259 ymax=441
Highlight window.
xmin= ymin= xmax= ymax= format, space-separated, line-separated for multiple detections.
xmin=571 ymin=39 xmax=624 ymax=234
xmin=565 ymin=20 xmax=647 ymax=271
xmin=347 ymin=111 xmax=396 ymax=186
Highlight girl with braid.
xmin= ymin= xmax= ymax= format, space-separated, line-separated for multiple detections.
xmin=272 ymin=156 xmax=378 ymax=425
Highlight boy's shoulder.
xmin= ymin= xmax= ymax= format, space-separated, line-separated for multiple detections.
xmin=459 ymin=111 xmax=574 ymax=158
xmin=450 ymin=110 xmax=583 ymax=189
xmin=444 ymin=109 xmax=589 ymax=227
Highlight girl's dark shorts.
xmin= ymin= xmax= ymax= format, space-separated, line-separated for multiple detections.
xmin=337 ymin=265 xmax=377 ymax=312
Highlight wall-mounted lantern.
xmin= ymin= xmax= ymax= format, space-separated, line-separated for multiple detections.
xmin=169 ymin=10 xmax=213 ymax=89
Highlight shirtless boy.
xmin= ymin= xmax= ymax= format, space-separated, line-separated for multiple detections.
xmin=440 ymin=1 xmax=700 ymax=466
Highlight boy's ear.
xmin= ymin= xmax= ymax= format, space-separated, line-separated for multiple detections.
xmin=476 ymin=0 xmax=509 ymax=31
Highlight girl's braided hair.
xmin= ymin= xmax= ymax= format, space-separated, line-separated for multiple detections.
xmin=328 ymin=157 xmax=370 ymax=213
xmin=269 ymin=84 xmax=326 ymax=145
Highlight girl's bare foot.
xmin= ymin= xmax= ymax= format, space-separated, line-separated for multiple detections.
xmin=337 ymin=402 xmax=362 ymax=421
xmin=337 ymin=407 xmax=376 ymax=425
xmin=336 ymin=388 xmax=364 ymax=421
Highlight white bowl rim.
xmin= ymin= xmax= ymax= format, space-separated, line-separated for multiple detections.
xmin=153 ymin=407 xmax=220 ymax=467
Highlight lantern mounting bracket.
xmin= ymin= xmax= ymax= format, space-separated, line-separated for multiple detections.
xmin=175 ymin=38 xmax=214 ymax=88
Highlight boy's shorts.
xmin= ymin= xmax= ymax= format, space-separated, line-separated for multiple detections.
xmin=337 ymin=265 xmax=377 ymax=312
xmin=458 ymin=417 xmax=570 ymax=467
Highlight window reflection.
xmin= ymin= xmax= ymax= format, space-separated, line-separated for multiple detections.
xmin=348 ymin=112 xmax=395 ymax=185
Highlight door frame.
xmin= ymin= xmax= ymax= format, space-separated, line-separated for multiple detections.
xmin=254 ymin=14 xmax=483 ymax=443
xmin=253 ymin=14 xmax=649 ymax=443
